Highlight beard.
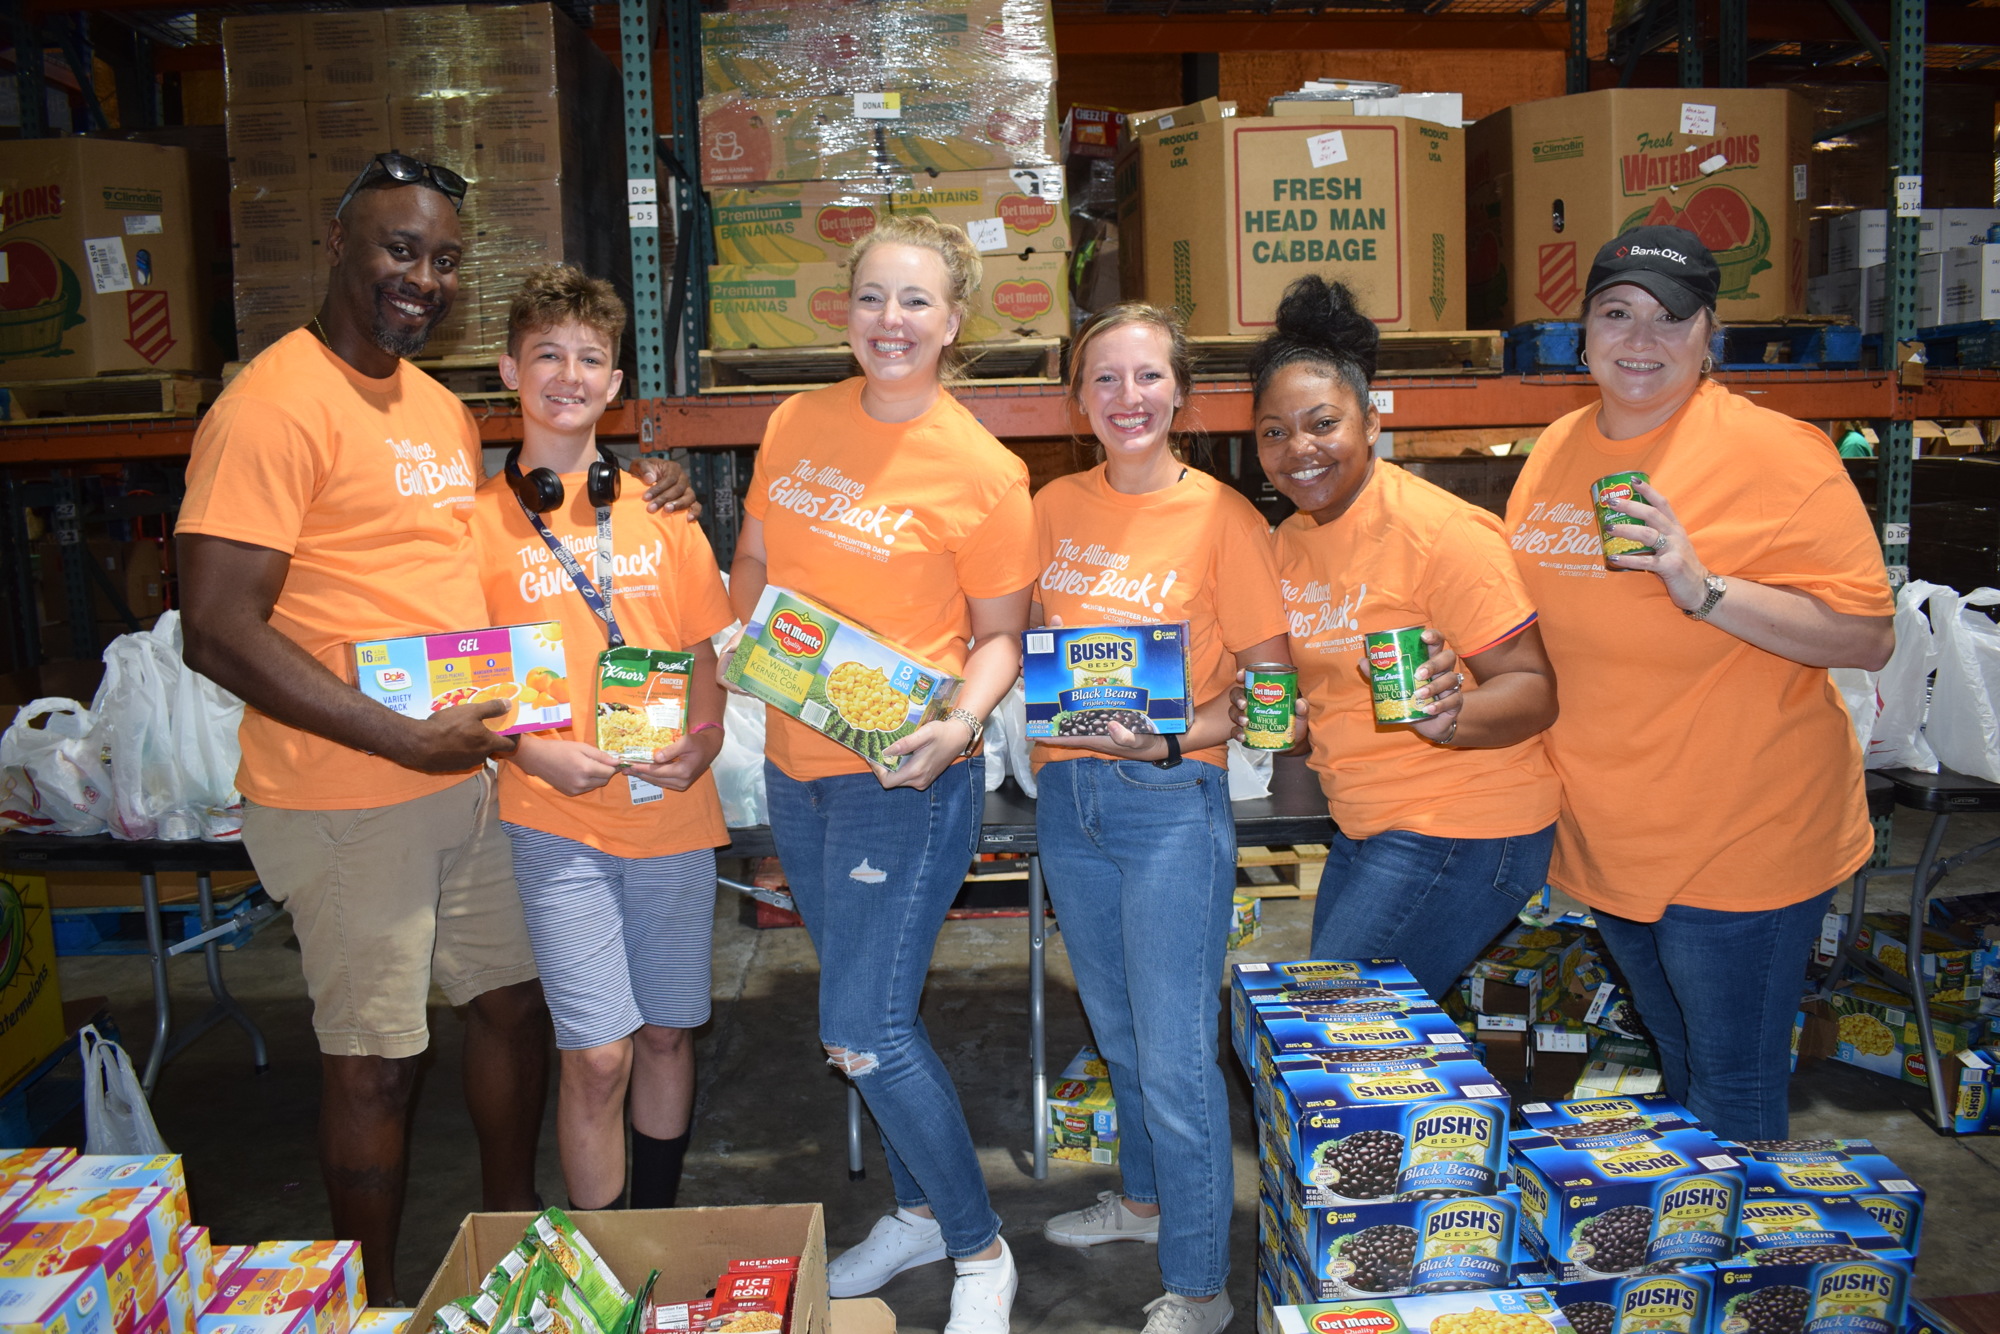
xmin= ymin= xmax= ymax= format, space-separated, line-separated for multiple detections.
xmin=370 ymin=286 xmax=448 ymax=358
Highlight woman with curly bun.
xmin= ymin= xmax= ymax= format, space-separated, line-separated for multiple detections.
xmin=1235 ymin=275 xmax=1562 ymax=997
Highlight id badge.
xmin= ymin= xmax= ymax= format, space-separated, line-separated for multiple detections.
xmin=628 ymin=773 xmax=665 ymax=805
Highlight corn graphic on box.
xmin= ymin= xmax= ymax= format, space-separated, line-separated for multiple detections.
xmin=726 ymin=586 xmax=963 ymax=769
xmin=352 ymin=622 xmax=569 ymax=737
xmin=1021 ymin=623 xmax=1193 ymax=739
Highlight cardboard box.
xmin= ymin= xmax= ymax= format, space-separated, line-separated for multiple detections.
xmin=229 ymin=186 xmax=316 ymax=278
xmin=724 ymin=586 xmax=963 ymax=769
xmin=353 ymin=623 xmax=569 ymax=738
xmin=960 ymin=249 xmax=1068 ymax=340
xmin=1724 ymin=1195 xmax=1912 ymax=1304
xmin=1127 ymin=109 xmax=1464 ymax=334
xmin=1063 ymin=105 xmax=1123 ymax=162
xmin=1230 ymin=959 xmax=1429 ymax=1072
xmin=1851 ymin=912 xmax=1991 ymax=1003
xmin=302 ymin=11 xmax=387 ymax=103
xmin=1229 ymin=893 xmax=1262 ymax=950
xmin=383 ymin=7 xmax=476 ymax=98
xmin=1944 ymin=245 xmax=2000 ymax=325
xmin=1269 ymin=1177 xmax=1547 ymax=1300
xmin=10 ymin=1186 xmax=186 ymax=1332
xmin=476 ymin=90 xmax=567 ymax=182
xmin=0 ymin=1148 xmax=76 ymax=1190
xmin=1828 ymin=209 xmax=1942 ymax=269
xmin=1020 ymin=623 xmax=1194 ymax=739
xmin=0 ymin=138 xmax=217 ymax=378
xmin=1824 ymin=982 xmax=1986 ymax=1086
xmin=1919 ymin=251 xmax=1945 ymax=329
xmin=308 ymin=100 xmax=392 ymax=189
xmin=0 ymin=1243 xmax=115 ymax=1334
xmin=710 ymin=180 xmax=896 ymax=265
xmin=208 ymin=1241 xmax=364 ymax=1334
xmin=470 ymin=4 xmax=574 ymax=91
xmin=47 ymin=1156 xmax=192 ymax=1238
xmin=220 ymin=14 xmax=306 ymax=107
xmin=698 ymin=96 xmax=882 ymax=186
xmin=892 ymin=167 xmax=1068 ymax=252
xmin=1725 ymin=1138 xmax=1924 ymax=1253
xmin=410 ymin=1205 xmax=831 ymax=1334
xmin=232 ymin=274 xmax=317 ymax=362
xmin=707 ymin=262 xmax=852 ymax=350
xmin=0 ymin=872 xmax=64 ymax=1095
xmin=225 ymin=103 xmax=311 ymax=190
xmin=1467 ymin=88 xmax=1808 ymax=325
xmin=387 ymin=96 xmax=478 ymax=184
xmin=1254 ymin=1005 xmax=1472 ymax=1089
xmin=1047 ymin=1053 xmax=1119 ymax=1166
xmin=1952 ymin=1046 xmax=1999 ymax=1133
xmin=1937 ymin=209 xmax=2000 ymax=252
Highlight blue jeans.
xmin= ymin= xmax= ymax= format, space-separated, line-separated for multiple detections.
xmin=1592 ymin=890 xmax=1832 ymax=1142
xmin=1309 ymin=824 xmax=1557 ymax=1000
xmin=1036 ymin=758 xmax=1237 ymax=1299
xmin=764 ymin=757 xmax=1001 ymax=1259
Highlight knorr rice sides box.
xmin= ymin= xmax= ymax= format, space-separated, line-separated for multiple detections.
xmin=1022 ymin=622 xmax=1194 ymax=739
xmin=352 ymin=622 xmax=569 ymax=737
xmin=726 ymin=585 xmax=963 ymax=770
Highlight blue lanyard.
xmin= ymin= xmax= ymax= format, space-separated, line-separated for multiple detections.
xmin=516 ymin=493 xmax=623 ymax=648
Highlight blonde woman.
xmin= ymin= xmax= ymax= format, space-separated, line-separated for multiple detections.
xmin=725 ymin=215 xmax=1035 ymax=1333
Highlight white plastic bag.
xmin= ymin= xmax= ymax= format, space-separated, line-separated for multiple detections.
xmin=980 ymin=694 xmax=1009 ymax=793
xmin=1227 ymin=738 xmax=1275 ymax=801
xmin=714 ymin=692 xmax=769 ymax=828
xmin=162 ymin=612 xmax=245 ymax=840
xmin=95 ymin=626 xmax=189 ymax=840
xmin=81 ymin=1025 xmax=168 ymax=1155
xmin=1925 ymin=585 xmax=2000 ymax=782
xmin=1856 ymin=579 xmax=1942 ymax=771
xmin=0 ymin=699 xmax=113 ymax=834
xmin=997 ymin=681 xmax=1035 ymax=798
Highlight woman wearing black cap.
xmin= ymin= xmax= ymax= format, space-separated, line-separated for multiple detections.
xmin=1494 ymin=227 xmax=1894 ymax=1139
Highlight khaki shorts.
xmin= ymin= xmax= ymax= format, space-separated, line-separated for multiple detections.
xmin=243 ymin=770 xmax=539 ymax=1058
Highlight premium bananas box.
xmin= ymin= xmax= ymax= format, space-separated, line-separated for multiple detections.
xmin=710 ymin=180 xmax=897 ymax=265
xmin=707 ymin=262 xmax=852 ymax=350
xmin=352 ymin=622 xmax=570 ymax=738
xmin=1271 ymin=1285 xmax=1571 ymax=1334
xmin=1261 ymin=1045 xmax=1506 ymax=1206
xmin=1232 ymin=959 xmax=1430 ymax=1072
xmin=1509 ymin=1119 xmax=1744 ymax=1281
xmin=1021 ymin=622 xmax=1194 ymax=740
xmin=726 ymin=585 xmax=963 ymax=771
xmin=1722 ymin=1140 xmax=1924 ymax=1254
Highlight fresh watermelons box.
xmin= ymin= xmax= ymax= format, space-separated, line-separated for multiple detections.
xmin=1721 ymin=1140 xmax=1924 ymax=1256
xmin=1231 ymin=960 xmax=1430 ymax=1072
xmin=1271 ymin=1285 xmax=1570 ymax=1334
xmin=1466 ymin=88 xmax=1809 ymax=326
xmin=1021 ymin=622 xmax=1194 ymax=741
xmin=0 ymin=872 xmax=63 ymax=1097
xmin=726 ymin=585 xmax=963 ymax=771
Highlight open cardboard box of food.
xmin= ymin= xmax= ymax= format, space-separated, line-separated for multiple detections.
xmin=409 ymin=1203 xmax=891 ymax=1334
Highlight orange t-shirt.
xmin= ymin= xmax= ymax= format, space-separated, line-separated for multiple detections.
xmin=470 ymin=474 xmax=735 ymax=858
xmin=1276 ymin=461 xmax=1561 ymax=842
xmin=177 ymin=329 xmax=487 ymax=811
xmin=743 ymin=378 xmax=1037 ymax=780
xmin=1030 ymin=466 xmax=1288 ymax=770
xmin=1505 ymin=379 xmax=1893 ymax=922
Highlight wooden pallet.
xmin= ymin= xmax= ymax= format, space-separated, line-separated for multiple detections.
xmin=699 ymin=337 xmax=1063 ymax=393
xmin=1236 ymin=843 xmax=1327 ymax=897
xmin=0 ymin=372 xmax=219 ymax=424
xmin=1190 ymin=331 xmax=1504 ymax=381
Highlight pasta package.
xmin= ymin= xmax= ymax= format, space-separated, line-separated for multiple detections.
xmin=597 ymin=648 xmax=696 ymax=760
xmin=725 ymin=586 xmax=963 ymax=769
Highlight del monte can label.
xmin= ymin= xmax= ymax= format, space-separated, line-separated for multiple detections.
xmin=1365 ymin=627 xmax=1428 ymax=725
xmin=1591 ymin=471 xmax=1656 ymax=565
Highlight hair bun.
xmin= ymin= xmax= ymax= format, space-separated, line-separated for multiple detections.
xmin=1273 ymin=275 xmax=1379 ymax=376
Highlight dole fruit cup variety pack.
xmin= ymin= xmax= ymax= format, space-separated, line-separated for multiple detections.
xmin=353 ymin=623 xmax=570 ymax=737
xmin=725 ymin=586 xmax=963 ymax=770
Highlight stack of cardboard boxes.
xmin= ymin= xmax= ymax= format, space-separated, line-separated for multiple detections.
xmin=222 ymin=4 xmax=622 ymax=362
xmin=1807 ymin=209 xmax=2000 ymax=333
xmin=700 ymin=0 xmax=1068 ymax=350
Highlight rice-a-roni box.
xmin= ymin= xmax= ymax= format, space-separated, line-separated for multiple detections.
xmin=1021 ymin=622 xmax=1194 ymax=740
xmin=1275 ymin=1188 xmax=1545 ymax=1301
xmin=1272 ymin=1286 xmax=1571 ymax=1334
xmin=1263 ymin=1045 xmax=1508 ymax=1205
xmin=726 ymin=585 xmax=963 ymax=770
xmin=352 ymin=622 xmax=569 ymax=738
xmin=1510 ymin=1120 xmax=1744 ymax=1281
xmin=1722 ymin=1140 xmax=1924 ymax=1255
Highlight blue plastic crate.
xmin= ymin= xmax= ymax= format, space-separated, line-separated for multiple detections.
xmin=1507 ymin=320 xmax=1862 ymax=372
xmin=51 ymin=887 xmax=274 ymax=957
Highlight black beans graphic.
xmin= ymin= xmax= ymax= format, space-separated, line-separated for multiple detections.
xmin=1736 ymin=1140 xmax=1838 ymax=1153
xmin=1318 ymin=1129 xmax=1404 ymax=1200
xmin=1751 ymin=1244 xmax=1872 ymax=1266
xmin=1547 ymin=1116 xmax=1648 ymax=1140
xmin=1562 ymin=1302 xmax=1615 ymax=1334
xmin=1340 ymin=1224 xmax=1418 ymax=1292
xmin=1734 ymin=1285 xmax=1811 ymax=1334
xmin=1054 ymin=708 xmax=1157 ymax=737
xmin=1577 ymin=1204 xmax=1653 ymax=1273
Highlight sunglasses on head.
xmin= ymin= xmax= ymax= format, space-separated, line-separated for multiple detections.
xmin=334 ymin=152 xmax=469 ymax=219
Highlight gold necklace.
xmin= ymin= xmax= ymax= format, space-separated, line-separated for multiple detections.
xmin=309 ymin=315 xmax=331 ymax=345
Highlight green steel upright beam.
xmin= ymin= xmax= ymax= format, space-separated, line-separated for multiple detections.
xmin=622 ymin=0 xmax=667 ymax=400
xmin=662 ymin=0 xmax=706 ymax=393
xmin=1677 ymin=0 xmax=1703 ymax=87
xmin=1718 ymin=0 xmax=1748 ymax=88
xmin=1876 ymin=0 xmax=1923 ymax=587
xmin=15 ymin=13 xmax=47 ymax=137
xmin=1566 ymin=0 xmax=1589 ymax=94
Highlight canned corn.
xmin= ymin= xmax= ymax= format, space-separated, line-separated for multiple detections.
xmin=1364 ymin=627 xmax=1429 ymax=726
xmin=1240 ymin=664 xmax=1298 ymax=750
xmin=1591 ymin=471 xmax=1656 ymax=566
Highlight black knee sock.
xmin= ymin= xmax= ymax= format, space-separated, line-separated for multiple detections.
xmin=629 ymin=1130 xmax=691 ymax=1209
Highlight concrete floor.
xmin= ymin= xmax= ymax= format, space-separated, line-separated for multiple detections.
xmin=41 ymin=806 xmax=2000 ymax=1332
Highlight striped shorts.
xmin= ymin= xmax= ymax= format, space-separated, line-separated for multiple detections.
xmin=503 ymin=823 xmax=718 ymax=1050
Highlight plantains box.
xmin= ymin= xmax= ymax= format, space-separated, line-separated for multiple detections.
xmin=411 ymin=1204 xmax=831 ymax=1334
xmin=892 ymin=167 xmax=1068 ymax=253
xmin=1020 ymin=623 xmax=1194 ymax=740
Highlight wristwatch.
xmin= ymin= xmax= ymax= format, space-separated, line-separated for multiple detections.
xmin=1153 ymin=732 xmax=1183 ymax=769
xmin=946 ymin=707 xmax=985 ymax=754
xmin=1684 ymin=574 xmax=1728 ymax=621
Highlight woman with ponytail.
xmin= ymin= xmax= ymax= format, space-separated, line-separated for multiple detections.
xmin=1235 ymin=275 xmax=1562 ymax=997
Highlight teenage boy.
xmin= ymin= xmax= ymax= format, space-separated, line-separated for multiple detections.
xmin=469 ymin=265 xmax=732 ymax=1210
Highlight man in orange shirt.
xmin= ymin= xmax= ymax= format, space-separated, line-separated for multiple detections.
xmin=175 ymin=154 xmax=696 ymax=1299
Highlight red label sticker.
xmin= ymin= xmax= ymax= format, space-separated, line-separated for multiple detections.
xmin=816 ymin=206 xmax=878 ymax=247
xmin=808 ymin=286 xmax=850 ymax=329
xmin=992 ymin=279 xmax=1053 ymax=321
xmin=996 ymin=193 xmax=1056 ymax=234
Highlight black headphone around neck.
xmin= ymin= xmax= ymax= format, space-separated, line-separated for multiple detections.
xmin=505 ymin=442 xmax=621 ymax=513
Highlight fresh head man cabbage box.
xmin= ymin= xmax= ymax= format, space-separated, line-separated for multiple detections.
xmin=353 ymin=622 xmax=570 ymax=737
xmin=726 ymin=585 xmax=963 ymax=770
xmin=1022 ymin=622 xmax=1193 ymax=739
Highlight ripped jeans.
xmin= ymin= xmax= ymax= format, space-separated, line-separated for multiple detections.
xmin=765 ymin=757 xmax=1001 ymax=1258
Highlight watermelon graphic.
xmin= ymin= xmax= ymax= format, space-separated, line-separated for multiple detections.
xmin=1620 ymin=185 xmax=1770 ymax=299
xmin=0 ymin=878 xmax=26 ymax=990
xmin=0 ymin=240 xmax=84 ymax=362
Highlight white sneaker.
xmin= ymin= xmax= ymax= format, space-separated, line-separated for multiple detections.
xmin=1142 ymin=1293 xmax=1235 ymax=1334
xmin=1043 ymin=1191 xmax=1162 ymax=1248
xmin=827 ymin=1209 xmax=948 ymax=1298
xmin=943 ymin=1238 xmax=1017 ymax=1334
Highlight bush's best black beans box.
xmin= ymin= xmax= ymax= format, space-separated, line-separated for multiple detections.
xmin=1716 ymin=1202 xmax=1912 ymax=1334
xmin=1510 ymin=1119 xmax=1745 ymax=1281
xmin=1021 ymin=622 xmax=1193 ymax=738
xmin=1232 ymin=960 xmax=1431 ymax=1071
xmin=1721 ymin=1140 xmax=1924 ymax=1256
xmin=1516 ymin=1093 xmax=1703 ymax=1138
xmin=1255 ymin=1002 xmax=1475 ymax=1097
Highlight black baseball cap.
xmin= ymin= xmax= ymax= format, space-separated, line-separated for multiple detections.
xmin=1584 ymin=226 xmax=1720 ymax=319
